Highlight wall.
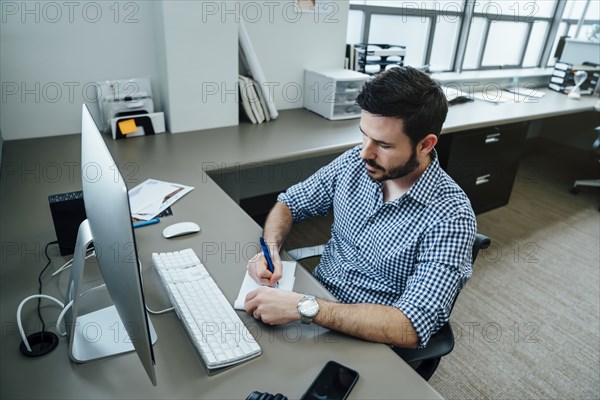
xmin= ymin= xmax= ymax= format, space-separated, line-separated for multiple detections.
xmin=0 ymin=1 xmax=351 ymax=140
xmin=243 ymin=1 xmax=350 ymax=110
xmin=0 ymin=1 xmax=160 ymax=140
xmin=156 ymin=1 xmax=238 ymax=134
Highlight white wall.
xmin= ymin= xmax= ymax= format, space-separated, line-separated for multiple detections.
xmin=243 ymin=1 xmax=350 ymax=110
xmin=157 ymin=1 xmax=239 ymax=134
xmin=0 ymin=0 xmax=351 ymax=139
xmin=0 ymin=1 xmax=161 ymax=140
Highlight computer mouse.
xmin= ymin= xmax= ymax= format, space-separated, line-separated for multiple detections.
xmin=162 ymin=222 xmax=201 ymax=239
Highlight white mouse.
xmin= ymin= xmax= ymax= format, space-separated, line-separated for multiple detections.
xmin=162 ymin=222 xmax=201 ymax=239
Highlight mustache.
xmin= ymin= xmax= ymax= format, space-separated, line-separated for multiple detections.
xmin=364 ymin=158 xmax=384 ymax=171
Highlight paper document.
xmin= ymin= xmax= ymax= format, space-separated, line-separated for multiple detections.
xmin=128 ymin=179 xmax=194 ymax=221
xmin=233 ymin=261 xmax=297 ymax=310
xmin=441 ymin=86 xmax=469 ymax=102
xmin=472 ymin=91 xmax=509 ymax=103
xmin=503 ymin=87 xmax=546 ymax=98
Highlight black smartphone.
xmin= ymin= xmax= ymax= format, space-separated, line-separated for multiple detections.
xmin=300 ymin=360 xmax=359 ymax=400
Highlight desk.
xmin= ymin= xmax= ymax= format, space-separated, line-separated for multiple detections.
xmin=0 ymin=136 xmax=440 ymax=399
xmin=0 ymin=91 xmax=597 ymax=399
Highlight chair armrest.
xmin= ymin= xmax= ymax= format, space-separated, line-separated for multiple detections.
xmin=391 ymin=322 xmax=455 ymax=364
xmin=473 ymin=233 xmax=491 ymax=262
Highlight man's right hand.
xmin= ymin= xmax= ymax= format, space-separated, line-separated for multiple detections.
xmin=247 ymin=248 xmax=283 ymax=287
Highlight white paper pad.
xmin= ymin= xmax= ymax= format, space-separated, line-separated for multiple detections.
xmin=233 ymin=261 xmax=297 ymax=310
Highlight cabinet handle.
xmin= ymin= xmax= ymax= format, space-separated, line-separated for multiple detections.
xmin=485 ymin=133 xmax=501 ymax=144
xmin=475 ymin=174 xmax=491 ymax=185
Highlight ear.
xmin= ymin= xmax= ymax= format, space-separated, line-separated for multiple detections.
xmin=418 ymin=134 xmax=438 ymax=155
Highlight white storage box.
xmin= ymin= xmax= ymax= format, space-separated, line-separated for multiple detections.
xmin=304 ymin=69 xmax=370 ymax=120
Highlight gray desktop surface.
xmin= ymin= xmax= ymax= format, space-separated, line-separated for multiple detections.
xmin=100 ymin=90 xmax=596 ymax=173
xmin=0 ymin=135 xmax=440 ymax=399
xmin=1 ymin=91 xmax=597 ymax=399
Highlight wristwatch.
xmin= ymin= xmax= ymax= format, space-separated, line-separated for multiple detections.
xmin=297 ymin=294 xmax=320 ymax=324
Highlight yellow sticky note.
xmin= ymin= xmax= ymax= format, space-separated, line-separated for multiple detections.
xmin=118 ymin=119 xmax=137 ymax=135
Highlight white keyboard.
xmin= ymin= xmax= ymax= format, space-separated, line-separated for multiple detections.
xmin=151 ymin=249 xmax=261 ymax=372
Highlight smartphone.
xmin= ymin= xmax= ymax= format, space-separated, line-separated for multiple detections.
xmin=300 ymin=360 xmax=359 ymax=400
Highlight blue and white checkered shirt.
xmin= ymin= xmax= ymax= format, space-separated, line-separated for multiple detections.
xmin=278 ymin=145 xmax=476 ymax=347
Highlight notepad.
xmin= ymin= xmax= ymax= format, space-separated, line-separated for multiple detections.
xmin=233 ymin=261 xmax=297 ymax=310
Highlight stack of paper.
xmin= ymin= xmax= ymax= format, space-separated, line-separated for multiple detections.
xmin=233 ymin=261 xmax=297 ymax=310
xmin=128 ymin=179 xmax=194 ymax=221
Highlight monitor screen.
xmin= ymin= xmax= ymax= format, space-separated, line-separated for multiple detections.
xmin=77 ymin=104 xmax=157 ymax=385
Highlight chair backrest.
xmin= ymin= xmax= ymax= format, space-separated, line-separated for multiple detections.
xmin=449 ymin=233 xmax=491 ymax=313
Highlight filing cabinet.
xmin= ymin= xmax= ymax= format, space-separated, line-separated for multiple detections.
xmin=436 ymin=122 xmax=529 ymax=214
xmin=304 ymin=69 xmax=370 ymax=120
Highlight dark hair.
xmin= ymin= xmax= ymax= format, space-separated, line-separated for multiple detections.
xmin=355 ymin=66 xmax=448 ymax=144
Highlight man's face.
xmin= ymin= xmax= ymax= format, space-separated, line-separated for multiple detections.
xmin=359 ymin=111 xmax=421 ymax=182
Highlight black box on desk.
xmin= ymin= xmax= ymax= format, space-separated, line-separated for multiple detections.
xmin=48 ymin=191 xmax=87 ymax=256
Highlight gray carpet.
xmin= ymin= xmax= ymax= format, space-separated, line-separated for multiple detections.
xmin=285 ymin=138 xmax=600 ymax=399
xmin=429 ymin=140 xmax=600 ymax=399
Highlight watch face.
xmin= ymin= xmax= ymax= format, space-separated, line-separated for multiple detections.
xmin=300 ymin=297 xmax=319 ymax=317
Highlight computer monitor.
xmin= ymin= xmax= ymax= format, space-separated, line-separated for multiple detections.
xmin=64 ymin=104 xmax=157 ymax=385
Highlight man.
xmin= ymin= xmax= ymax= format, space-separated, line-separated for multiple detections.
xmin=245 ymin=66 xmax=476 ymax=349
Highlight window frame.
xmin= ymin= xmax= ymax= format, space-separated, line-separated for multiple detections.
xmin=348 ymin=0 xmax=598 ymax=73
xmin=349 ymin=2 xmax=465 ymax=71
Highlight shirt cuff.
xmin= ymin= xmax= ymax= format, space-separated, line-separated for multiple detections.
xmin=395 ymin=300 xmax=436 ymax=348
xmin=277 ymin=192 xmax=301 ymax=223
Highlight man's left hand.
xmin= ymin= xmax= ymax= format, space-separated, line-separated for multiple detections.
xmin=244 ymin=287 xmax=303 ymax=325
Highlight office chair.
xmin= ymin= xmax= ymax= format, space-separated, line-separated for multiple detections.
xmin=571 ymin=126 xmax=600 ymax=210
xmin=287 ymin=233 xmax=491 ymax=381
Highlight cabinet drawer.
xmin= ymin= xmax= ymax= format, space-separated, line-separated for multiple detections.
xmin=447 ymin=158 xmax=521 ymax=184
xmin=440 ymin=122 xmax=528 ymax=214
xmin=446 ymin=122 xmax=528 ymax=170
xmin=455 ymin=163 xmax=519 ymax=214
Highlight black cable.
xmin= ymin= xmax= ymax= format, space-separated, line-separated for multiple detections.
xmin=37 ymin=241 xmax=58 ymax=332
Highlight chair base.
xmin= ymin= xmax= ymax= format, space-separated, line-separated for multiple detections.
xmin=572 ymin=179 xmax=600 ymax=192
xmin=571 ymin=180 xmax=600 ymax=211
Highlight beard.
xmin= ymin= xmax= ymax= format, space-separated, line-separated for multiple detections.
xmin=364 ymin=146 xmax=421 ymax=182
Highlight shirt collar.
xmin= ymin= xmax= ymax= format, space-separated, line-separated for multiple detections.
xmin=392 ymin=148 xmax=441 ymax=207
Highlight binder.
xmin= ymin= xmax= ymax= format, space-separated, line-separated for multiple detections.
xmin=238 ymin=75 xmax=257 ymax=124
xmin=548 ymin=61 xmax=600 ymax=95
xmin=239 ymin=20 xmax=278 ymax=120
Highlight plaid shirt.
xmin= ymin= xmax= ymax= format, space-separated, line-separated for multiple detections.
xmin=278 ymin=145 xmax=476 ymax=347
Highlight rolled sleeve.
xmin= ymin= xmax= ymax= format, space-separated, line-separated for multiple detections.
xmin=394 ymin=212 xmax=476 ymax=347
xmin=277 ymin=147 xmax=358 ymax=223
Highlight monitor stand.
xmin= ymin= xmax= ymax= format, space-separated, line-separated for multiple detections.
xmin=65 ymin=220 xmax=157 ymax=363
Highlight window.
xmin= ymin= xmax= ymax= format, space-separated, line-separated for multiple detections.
xmin=546 ymin=0 xmax=600 ymax=66
xmin=349 ymin=0 xmax=464 ymax=72
xmin=348 ymin=0 xmax=600 ymax=73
